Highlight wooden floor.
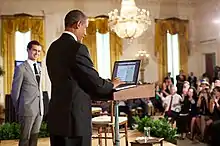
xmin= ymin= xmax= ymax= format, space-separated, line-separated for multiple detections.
xmin=0 ymin=130 xmax=206 ymax=146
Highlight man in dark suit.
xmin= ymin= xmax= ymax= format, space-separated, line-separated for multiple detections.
xmin=164 ymin=72 xmax=174 ymax=84
xmin=176 ymin=70 xmax=186 ymax=95
xmin=11 ymin=41 xmax=43 ymax=146
xmin=188 ymin=72 xmax=197 ymax=88
xmin=46 ymin=10 xmax=123 ymax=146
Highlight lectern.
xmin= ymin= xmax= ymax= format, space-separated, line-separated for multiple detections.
xmin=113 ymin=84 xmax=155 ymax=146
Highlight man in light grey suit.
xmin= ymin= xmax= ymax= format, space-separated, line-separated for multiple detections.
xmin=11 ymin=40 xmax=44 ymax=146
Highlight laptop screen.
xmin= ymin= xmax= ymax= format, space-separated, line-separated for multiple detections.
xmin=112 ymin=60 xmax=140 ymax=84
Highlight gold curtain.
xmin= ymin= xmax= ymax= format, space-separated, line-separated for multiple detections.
xmin=178 ymin=22 xmax=189 ymax=75
xmin=95 ymin=16 xmax=122 ymax=72
xmin=14 ymin=16 xmax=45 ymax=61
xmin=2 ymin=18 xmax=16 ymax=94
xmin=83 ymin=16 xmax=122 ymax=73
xmin=82 ymin=18 xmax=97 ymax=69
xmin=31 ymin=18 xmax=45 ymax=62
xmin=96 ymin=16 xmax=109 ymax=34
xmin=155 ymin=18 xmax=189 ymax=83
xmin=1 ymin=15 xmax=45 ymax=94
xmin=155 ymin=22 xmax=168 ymax=83
xmin=110 ymin=32 xmax=122 ymax=72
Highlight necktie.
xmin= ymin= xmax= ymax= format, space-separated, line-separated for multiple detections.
xmin=168 ymin=96 xmax=173 ymax=112
xmin=33 ymin=63 xmax=40 ymax=86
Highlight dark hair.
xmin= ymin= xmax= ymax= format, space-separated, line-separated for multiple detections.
xmin=64 ymin=10 xmax=87 ymax=28
xmin=189 ymin=87 xmax=197 ymax=99
xmin=27 ymin=40 xmax=41 ymax=50
xmin=215 ymin=86 xmax=220 ymax=93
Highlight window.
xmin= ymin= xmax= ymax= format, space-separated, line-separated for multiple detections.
xmin=15 ymin=31 xmax=31 ymax=61
xmin=96 ymin=32 xmax=111 ymax=79
xmin=167 ymin=32 xmax=180 ymax=85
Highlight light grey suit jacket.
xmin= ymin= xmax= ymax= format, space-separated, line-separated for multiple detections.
xmin=11 ymin=60 xmax=44 ymax=117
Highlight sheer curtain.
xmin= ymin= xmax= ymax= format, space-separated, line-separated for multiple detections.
xmin=96 ymin=32 xmax=111 ymax=79
xmin=167 ymin=32 xmax=180 ymax=85
xmin=15 ymin=31 xmax=31 ymax=61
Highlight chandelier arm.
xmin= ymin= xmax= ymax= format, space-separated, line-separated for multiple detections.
xmin=125 ymin=28 xmax=137 ymax=39
xmin=108 ymin=0 xmax=151 ymax=39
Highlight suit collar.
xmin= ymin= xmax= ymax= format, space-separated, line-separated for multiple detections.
xmin=63 ymin=31 xmax=77 ymax=41
xmin=27 ymin=59 xmax=37 ymax=66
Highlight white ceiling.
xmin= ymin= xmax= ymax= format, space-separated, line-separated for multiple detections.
xmin=0 ymin=0 xmax=210 ymax=8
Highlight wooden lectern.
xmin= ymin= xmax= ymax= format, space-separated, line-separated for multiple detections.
xmin=113 ymin=84 xmax=155 ymax=146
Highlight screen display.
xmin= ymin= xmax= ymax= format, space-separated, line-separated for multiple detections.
xmin=112 ymin=60 xmax=140 ymax=84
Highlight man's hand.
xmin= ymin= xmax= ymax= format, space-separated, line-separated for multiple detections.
xmin=112 ymin=78 xmax=125 ymax=88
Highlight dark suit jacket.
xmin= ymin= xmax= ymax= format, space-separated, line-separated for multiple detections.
xmin=176 ymin=75 xmax=186 ymax=84
xmin=188 ymin=76 xmax=197 ymax=88
xmin=164 ymin=76 xmax=174 ymax=84
xmin=46 ymin=33 xmax=113 ymax=137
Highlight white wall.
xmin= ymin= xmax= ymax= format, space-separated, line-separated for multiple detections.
xmin=191 ymin=0 xmax=220 ymax=78
xmin=0 ymin=0 xmax=197 ymax=101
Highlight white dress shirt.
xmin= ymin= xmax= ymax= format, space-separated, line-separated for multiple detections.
xmin=162 ymin=93 xmax=183 ymax=112
xmin=27 ymin=59 xmax=40 ymax=75
xmin=63 ymin=31 xmax=77 ymax=41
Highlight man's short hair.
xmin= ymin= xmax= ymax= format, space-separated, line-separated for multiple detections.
xmin=27 ymin=40 xmax=41 ymax=50
xmin=170 ymin=84 xmax=177 ymax=91
xmin=64 ymin=10 xmax=87 ymax=28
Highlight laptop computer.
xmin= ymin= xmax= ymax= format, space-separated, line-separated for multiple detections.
xmin=112 ymin=60 xmax=141 ymax=92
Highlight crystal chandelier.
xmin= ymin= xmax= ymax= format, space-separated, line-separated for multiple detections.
xmin=108 ymin=0 xmax=151 ymax=39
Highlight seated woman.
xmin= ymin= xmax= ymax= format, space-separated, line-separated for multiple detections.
xmin=154 ymin=83 xmax=165 ymax=114
xmin=209 ymin=86 xmax=220 ymax=145
xmin=196 ymin=80 xmax=211 ymax=142
xmin=188 ymin=87 xmax=198 ymax=141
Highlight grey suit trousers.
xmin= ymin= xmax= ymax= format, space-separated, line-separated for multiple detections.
xmin=19 ymin=113 xmax=43 ymax=146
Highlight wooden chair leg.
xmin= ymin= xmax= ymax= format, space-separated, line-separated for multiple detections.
xmin=98 ymin=127 xmax=103 ymax=146
xmin=124 ymin=122 xmax=128 ymax=146
xmin=104 ymin=127 xmax=107 ymax=146
xmin=111 ymin=125 xmax=115 ymax=145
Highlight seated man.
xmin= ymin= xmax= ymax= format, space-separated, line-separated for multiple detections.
xmin=119 ymin=99 xmax=149 ymax=129
xmin=161 ymin=85 xmax=182 ymax=123
xmin=91 ymin=100 xmax=111 ymax=113
xmin=119 ymin=100 xmax=137 ymax=129
xmin=147 ymin=98 xmax=155 ymax=116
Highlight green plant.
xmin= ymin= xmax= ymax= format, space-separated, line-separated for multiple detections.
xmin=0 ymin=121 xmax=49 ymax=140
xmin=0 ymin=122 xmax=20 ymax=140
xmin=39 ymin=122 xmax=49 ymax=138
xmin=134 ymin=116 xmax=177 ymax=144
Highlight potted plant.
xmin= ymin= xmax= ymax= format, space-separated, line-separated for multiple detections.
xmin=134 ymin=116 xmax=178 ymax=144
xmin=0 ymin=122 xmax=49 ymax=140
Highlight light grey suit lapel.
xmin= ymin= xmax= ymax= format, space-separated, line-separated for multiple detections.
xmin=23 ymin=60 xmax=38 ymax=85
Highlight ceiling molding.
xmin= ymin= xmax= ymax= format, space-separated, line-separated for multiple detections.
xmin=1 ymin=0 xmax=198 ymax=8
xmin=109 ymin=0 xmax=197 ymax=6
